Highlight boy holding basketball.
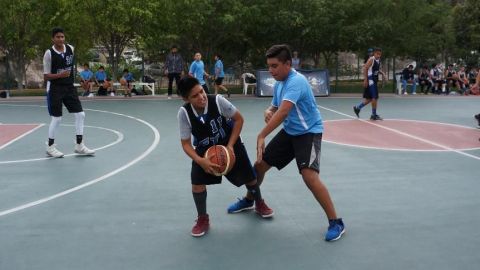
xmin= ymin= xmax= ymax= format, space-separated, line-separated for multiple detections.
xmin=229 ymin=44 xmax=345 ymax=242
xmin=177 ymin=77 xmax=273 ymax=237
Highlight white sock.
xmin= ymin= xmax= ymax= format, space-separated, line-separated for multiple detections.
xmin=74 ymin=112 xmax=85 ymax=137
xmin=48 ymin=116 xmax=62 ymax=140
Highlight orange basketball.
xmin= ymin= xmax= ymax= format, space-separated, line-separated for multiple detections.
xmin=204 ymin=145 xmax=236 ymax=176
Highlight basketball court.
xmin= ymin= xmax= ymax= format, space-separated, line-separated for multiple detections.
xmin=1 ymin=94 xmax=479 ymax=270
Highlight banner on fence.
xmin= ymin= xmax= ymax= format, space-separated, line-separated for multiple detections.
xmin=255 ymin=69 xmax=330 ymax=97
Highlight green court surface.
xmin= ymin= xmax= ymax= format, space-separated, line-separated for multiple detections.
xmin=1 ymin=94 xmax=479 ymax=270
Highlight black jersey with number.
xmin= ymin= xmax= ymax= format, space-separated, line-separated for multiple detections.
xmin=49 ymin=45 xmax=75 ymax=85
xmin=184 ymin=95 xmax=232 ymax=155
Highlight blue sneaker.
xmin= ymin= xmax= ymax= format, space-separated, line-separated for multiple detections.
xmin=325 ymin=218 xmax=345 ymax=242
xmin=227 ymin=197 xmax=254 ymax=213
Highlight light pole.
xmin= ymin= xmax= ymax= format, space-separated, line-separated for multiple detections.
xmin=5 ymin=49 xmax=10 ymax=98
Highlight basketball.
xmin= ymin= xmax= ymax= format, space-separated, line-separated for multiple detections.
xmin=204 ymin=145 xmax=236 ymax=176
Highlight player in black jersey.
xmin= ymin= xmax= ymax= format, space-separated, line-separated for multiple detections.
xmin=177 ymin=77 xmax=273 ymax=237
xmin=43 ymin=27 xmax=94 ymax=157
xmin=353 ymin=47 xmax=386 ymax=120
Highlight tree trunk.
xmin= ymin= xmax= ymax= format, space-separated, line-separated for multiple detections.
xmin=10 ymin=51 xmax=26 ymax=90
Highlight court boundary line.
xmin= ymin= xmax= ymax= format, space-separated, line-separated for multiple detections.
xmin=0 ymin=124 xmax=124 ymax=164
xmin=0 ymin=107 xmax=160 ymax=218
xmin=323 ymin=119 xmax=480 ymax=152
xmin=318 ymin=105 xmax=480 ymax=161
xmin=0 ymin=123 xmax=44 ymax=151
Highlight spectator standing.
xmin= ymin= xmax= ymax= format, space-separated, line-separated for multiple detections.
xmin=80 ymin=63 xmax=94 ymax=97
xmin=189 ymin=52 xmax=210 ymax=94
xmin=213 ymin=54 xmax=229 ymax=97
xmin=401 ymin=64 xmax=417 ymax=95
xmin=164 ymin=45 xmax=184 ymax=99
xmin=292 ymin=51 xmax=301 ymax=69
xmin=43 ymin=27 xmax=94 ymax=157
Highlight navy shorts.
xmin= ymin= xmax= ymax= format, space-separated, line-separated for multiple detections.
xmin=215 ymin=77 xmax=224 ymax=85
xmin=191 ymin=140 xmax=256 ymax=187
xmin=363 ymin=83 xmax=379 ymax=99
xmin=263 ymin=129 xmax=322 ymax=174
xmin=47 ymin=84 xmax=83 ymax=117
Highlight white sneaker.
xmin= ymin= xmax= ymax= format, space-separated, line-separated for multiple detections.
xmin=110 ymin=92 xmax=115 ymax=97
xmin=74 ymin=142 xmax=95 ymax=155
xmin=46 ymin=143 xmax=64 ymax=158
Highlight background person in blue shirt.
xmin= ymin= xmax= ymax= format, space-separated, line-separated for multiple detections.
xmin=213 ymin=54 xmax=230 ymax=97
xmin=120 ymin=68 xmax=134 ymax=97
xmin=189 ymin=52 xmax=210 ymax=94
xmin=94 ymin=66 xmax=113 ymax=96
xmin=80 ymin=63 xmax=94 ymax=96
xmin=228 ymin=44 xmax=345 ymax=242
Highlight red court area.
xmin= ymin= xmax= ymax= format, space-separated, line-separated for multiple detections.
xmin=323 ymin=119 xmax=480 ymax=151
xmin=0 ymin=124 xmax=42 ymax=148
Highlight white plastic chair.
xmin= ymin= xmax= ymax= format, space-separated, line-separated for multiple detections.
xmin=241 ymin=73 xmax=256 ymax=95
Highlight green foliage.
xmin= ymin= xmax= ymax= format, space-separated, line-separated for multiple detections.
xmin=1 ymin=0 xmax=478 ymax=90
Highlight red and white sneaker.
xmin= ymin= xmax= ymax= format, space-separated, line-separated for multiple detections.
xmin=191 ymin=214 xmax=210 ymax=237
xmin=255 ymin=199 xmax=274 ymax=218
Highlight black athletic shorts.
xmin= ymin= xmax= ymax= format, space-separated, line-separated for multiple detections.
xmin=47 ymin=84 xmax=83 ymax=117
xmin=363 ymin=82 xmax=379 ymax=99
xmin=263 ymin=129 xmax=322 ymax=173
xmin=215 ymin=77 xmax=224 ymax=85
xmin=191 ymin=140 xmax=256 ymax=187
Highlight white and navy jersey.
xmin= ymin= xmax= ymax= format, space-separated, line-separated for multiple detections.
xmin=179 ymin=95 xmax=234 ymax=155
xmin=367 ymin=56 xmax=381 ymax=82
xmin=43 ymin=44 xmax=75 ymax=86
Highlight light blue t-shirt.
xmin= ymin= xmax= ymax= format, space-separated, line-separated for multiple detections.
xmin=95 ymin=70 xmax=106 ymax=81
xmin=189 ymin=60 xmax=206 ymax=85
xmin=123 ymin=72 xmax=134 ymax=81
xmin=80 ymin=70 xmax=93 ymax=80
xmin=215 ymin=59 xmax=225 ymax=78
xmin=271 ymin=70 xmax=323 ymax=135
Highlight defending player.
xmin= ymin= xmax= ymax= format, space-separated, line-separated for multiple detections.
xmin=177 ymin=77 xmax=273 ymax=237
xmin=43 ymin=27 xmax=94 ymax=157
xmin=228 ymin=44 xmax=345 ymax=242
xmin=353 ymin=47 xmax=386 ymax=120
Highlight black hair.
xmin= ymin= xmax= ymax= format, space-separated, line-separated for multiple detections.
xmin=215 ymin=54 xmax=222 ymax=60
xmin=171 ymin=45 xmax=177 ymax=49
xmin=51 ymin=27 xmax=64 ymax=37
xmin=178 ymin=77 xmax=200 ymax=98
xmin=99 ymin=66 xmax=104 ymax=69
xmin=266 ymin=44 xmax=292 ymax=64
xmin=123 ymin=68 xmax=129 ymax=73
xmin=84 ymin=63 xmax=89 ymax=67
xmin=373 ymin=47 xmax=382 ymax=52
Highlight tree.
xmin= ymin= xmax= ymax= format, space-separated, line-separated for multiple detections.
xmin=452 ymin=0 xmax=480 ymax=66
xmin=0 ymin=0 xmax=58 ymax=90
xmin=76 ymin=0 xmax=159 ymax=81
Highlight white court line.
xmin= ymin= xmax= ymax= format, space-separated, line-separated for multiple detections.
xmin=0 ymin=124 xmax=124 ymax=164
xmin=0 ymin=107 xmax=160 ymax=218
xmin=318 ymin=105 xmax=480 ymax=161
xmin=323 ymin=119 xmax=480 ymax=152
xmin=0 ymin=123 xmax=45 ymax=151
